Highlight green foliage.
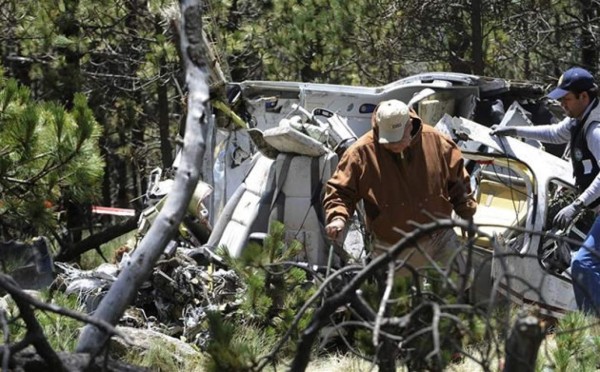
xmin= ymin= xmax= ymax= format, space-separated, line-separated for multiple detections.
xmin=1 ymin=291 xmax=83 ymax=352
xmin=207 ymin=221 xmax=317 ymax=366
xmin=3 ymin=0 xmax=184 ymax=225
xmin=352 ymin=274 xmax=413 ymax=358
xmin=210 ymin=0 xmax=373 ymax=83
xmin=546 ymin=311 xmax=600 ymax=371
xmin=202 ymin=312 xmax=286 ymax=371
xmin=0 ymin=75 xmax=104 ymax=239
xmin=205 ymin=0 xmax=594 ymax=84
xmin=204 ymin=311 xmax=259 ymax=372
xmin=358 ymin=273 xmax=412 ymax=316
xmin=221 ymin=221 xmax=312 ymax=323
xmin=37 ymin=292 xmax=83 ymax=351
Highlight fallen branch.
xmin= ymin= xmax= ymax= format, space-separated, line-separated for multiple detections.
xmin=0 ymin=276 xmax=65 ymax=371
xmin=55 ymin=216 xmax=138 ymax=262
xmin=0 ymin=274 xmax=129 ymax=343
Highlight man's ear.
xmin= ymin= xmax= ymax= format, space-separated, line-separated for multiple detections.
xmin=582 ymin=91 xmax=590 ymax=102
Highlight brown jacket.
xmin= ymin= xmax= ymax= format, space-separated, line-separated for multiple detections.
xmin=323 ymin=112 xmax=477 ymax=245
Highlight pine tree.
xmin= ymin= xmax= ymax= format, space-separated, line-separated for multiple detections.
xmin=0 ymin=71 xmax=104 ymax=241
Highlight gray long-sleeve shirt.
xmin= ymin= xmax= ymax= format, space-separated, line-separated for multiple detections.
xmin=512 ymin=102 xmax=600 ymax=208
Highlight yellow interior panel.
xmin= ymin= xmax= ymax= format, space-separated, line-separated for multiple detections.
xmin=472 ymin=179 xmax=528 ymax=246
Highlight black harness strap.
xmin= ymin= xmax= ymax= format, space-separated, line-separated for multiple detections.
xmin=270 ymin=155 xmax=294 ymax=222
xmin=310 ymin=156 xmax=326 ymax=225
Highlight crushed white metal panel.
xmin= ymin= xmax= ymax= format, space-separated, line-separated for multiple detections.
xmin=270 ymin=152 xmax=338 ymax=265
xmin=419 ymin=98 xmax=456 ymax=125
xmin=444 ymin=117 xmax=577 ymax=317
xmin=497 ymin=101 xmax=543 ymax=150
xmin=262 ymin=126 xmax=329 ymax=157
xmin=213 ymin=154 xmax=276 ymax=257
xmin=210 ymin=148 xmax=338 ymax=266
xmin=211 ymin=128 xmax=254 ymax=223
xmin=449 ymin=116 xmax=572 ymax=181
xmin=235 ymin=72 xmax=499 ymax=137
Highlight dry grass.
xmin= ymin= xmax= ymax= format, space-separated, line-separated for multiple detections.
xmin=305 ymin=351 xmax=502 ymax=372
xmin=305 ymin=353 xmax=404 ymax=372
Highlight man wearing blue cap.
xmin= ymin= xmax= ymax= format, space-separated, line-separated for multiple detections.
xmin=492 ymin=66 xmax=600 ymax=314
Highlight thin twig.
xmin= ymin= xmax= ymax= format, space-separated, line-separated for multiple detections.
xmin=373 ymin=261 xmax=394 ymax=346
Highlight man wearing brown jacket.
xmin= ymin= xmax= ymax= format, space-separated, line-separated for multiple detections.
xmin=323 ymin=99 xmax=477 ymax=271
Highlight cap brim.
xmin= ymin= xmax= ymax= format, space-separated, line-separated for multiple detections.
xmin=378 ymin=130 xmax=404 ymax=144
xmin=547 ymin=87 xmax=569 ymax=100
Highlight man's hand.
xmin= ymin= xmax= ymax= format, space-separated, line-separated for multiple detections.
xmin=325 ymin=218 xmax=346 ymax=240
xmin=490 ymin=125 xmax=518 ymax=137
xmin=553 ymin=201 xmax=583 ymax=230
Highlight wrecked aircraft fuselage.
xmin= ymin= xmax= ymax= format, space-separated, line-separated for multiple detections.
xmin=201 ymin=72 xmax=583 ymax=318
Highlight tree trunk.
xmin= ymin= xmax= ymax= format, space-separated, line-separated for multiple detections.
xmin=56 ymin=0 xmax=81 ymax=109
xmin=470 ymin=0 xmax=484 ymax=75
xmin=157 ymin=59 xmax=174 ymax=169
xmin=580 ymin=0 xmax=598 ymax=73
xmin=503 ymin=313 xmax=544 ymax=372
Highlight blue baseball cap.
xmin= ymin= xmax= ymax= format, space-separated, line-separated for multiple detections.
xmin=547 ymin=67 xmax=596 ymax=100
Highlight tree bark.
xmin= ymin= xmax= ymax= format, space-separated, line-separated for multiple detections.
xmin=503 ymin=313 xmax=544 ymax=372
xmin=580 ymin=0 xmax=598 ymax=73
xmin=470 ymin=0 xmax=484 ymax=75
xmin=75 ymin=0 xmax=209 ymax=356
xmin=157 ymin=57 xmax=174 ymax=168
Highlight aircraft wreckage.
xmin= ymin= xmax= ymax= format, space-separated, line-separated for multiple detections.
xmin=15 ymin=72 xmax=582 ymax=327
xmin=193 ymin=72 xmax=583 ymax=318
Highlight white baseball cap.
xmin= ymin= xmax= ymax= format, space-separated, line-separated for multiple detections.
xmin=376 ymin=100 xmax=410 ymax=144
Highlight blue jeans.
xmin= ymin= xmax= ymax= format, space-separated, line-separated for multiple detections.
xmin=571 ymin=216 xmax=600 ymax=314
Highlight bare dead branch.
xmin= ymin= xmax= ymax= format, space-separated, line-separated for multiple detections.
xmin=0 ymin=274 xmax=129 ymax=343
xmin=373 ymin=261 xmax=394 ymax=347
xmin=1 ymin=276 xmax=65 ymax=371
xmin=287 ymin=219 xmax=473 ymax=371
xmin=55 ymin=216 xmax=138 ymax=262
xmin=76 ymin=0 xmax=210 ymax=357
